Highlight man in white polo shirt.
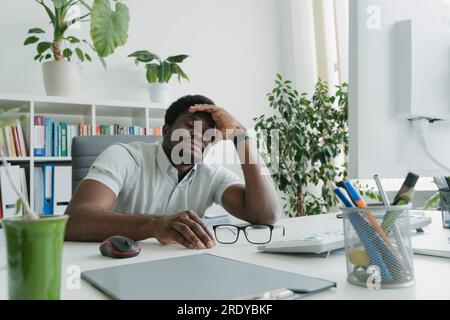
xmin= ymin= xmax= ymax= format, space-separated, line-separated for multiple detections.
xmin=65 ymin=95 xmax=280 ymax=250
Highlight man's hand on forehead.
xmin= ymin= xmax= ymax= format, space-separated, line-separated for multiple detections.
xmin=189 ymin=104 xmax=245 ymax=140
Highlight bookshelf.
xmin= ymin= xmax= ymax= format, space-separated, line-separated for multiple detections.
xmin=0 ymin=93 xmax=166 ymax=211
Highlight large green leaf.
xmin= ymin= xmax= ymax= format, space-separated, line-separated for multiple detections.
xmin=35 ymin=0 xmax=56 ymax=25
xmin=128 ymin=50 xmax=160 ymax=64
xmin=24 ymin=36 xmax=40 ymax=45
xmin=63 ymin=48 xmax=73 ymax=59
xmin=158 ymin=61 xmax=172 ymax=83
xmin=166 ymin=54 xmax=189 ymax=63
xmin=53 ymin=0 xmax=71 ymax=9
xmin=78 ymin=0 xmax=92 ymax=10
xmin=171 ymin=64 xmax=189 ymax=82
xmin=146 ymin=63 xmax=158 ymax=84
xmin=66 ymin=36 xmax=80 ymax=43
xmin=37 ymin=42 xmax=52 ymax=54
xmin=28 ymin=28 xmax=46 ymax=34
xmin=75 ymin=48 xmax=85 ymax=61
xmin=90 ymin=0 xmax=130 ymax=57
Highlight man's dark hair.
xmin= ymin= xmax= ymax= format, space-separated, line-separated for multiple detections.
xmin=164 ymin=95 xmax=215 ymax=126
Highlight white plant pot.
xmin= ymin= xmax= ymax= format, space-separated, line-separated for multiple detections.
xmin=42 ymin=61 xmax=83 ymax=97
xmin=148 ymin=83 xmax=171 ymax=104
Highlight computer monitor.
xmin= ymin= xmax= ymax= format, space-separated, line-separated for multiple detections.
xmin=349 ymin=0 xmax=450 ymax=179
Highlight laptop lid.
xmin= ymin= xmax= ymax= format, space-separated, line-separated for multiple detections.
xmin=81 ymin=253 xmax=336 ymax=300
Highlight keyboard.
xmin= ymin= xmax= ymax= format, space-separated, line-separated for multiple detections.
xmin=258 ymin=213 xmax=432 ymax=254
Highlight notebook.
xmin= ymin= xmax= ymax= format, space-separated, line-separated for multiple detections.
xmin=81 ymin=254 xmax=336 ymax=300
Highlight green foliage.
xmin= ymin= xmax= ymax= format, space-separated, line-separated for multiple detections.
xmin=24 ymin=0 xmax=130 ymax=64
xmin=15 ymin=199 xmax=22 ymax=216
xmin=128 ymin=50 xmax=190 ymax=84
xmin=90 ymin=0 xmax=130 ymax=57
xmin=0 ymin=108 xmax=26 ymax=128
xmin=255 ymin=75 xmax=370 ymax=216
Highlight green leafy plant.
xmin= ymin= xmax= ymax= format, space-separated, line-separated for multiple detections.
xmin=0 ymin=109 xmax=38 ymax=220
xmin=255 ymin=75 xmax=377 ymax=217
xmin=128 ymin=50 xmax=190 ymax=84
xmin=24 ymin=0 xmax=130 ymax=66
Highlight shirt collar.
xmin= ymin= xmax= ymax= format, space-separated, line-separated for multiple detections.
xmin=156 ymin=143 xmax=197 ymax=181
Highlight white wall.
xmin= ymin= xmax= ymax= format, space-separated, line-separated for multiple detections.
xmin=0 ymin=0 xmax=283 ymax=129
xmin=0 ymin=0 xmax=285 ymax=217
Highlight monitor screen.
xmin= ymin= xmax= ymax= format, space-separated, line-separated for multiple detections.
xmin=349 ymin=0 xmax=450 ymax=178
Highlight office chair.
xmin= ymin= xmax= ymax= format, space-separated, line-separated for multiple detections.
xmin=71 ymin=135 xmax=163 ymax=193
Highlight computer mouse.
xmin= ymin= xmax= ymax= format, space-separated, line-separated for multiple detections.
xmin=100 ymin=235 xmax=142 ymax=259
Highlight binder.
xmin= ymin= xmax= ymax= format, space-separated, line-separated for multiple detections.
xmin=45 ymin=117 xmax=53 ymax=157
xmin=53 ymin=166 xmax=71 ymax=215
xmin=61 ymin=122 xmax=68 ymax=157
xmin=43 ymin=163 xmax=54 ymax=215
xmin=53 ymin=121 xmax=59 ymax=157
xmin=34 ymin=166 xmax=43 ymax=213
xmin=0 ymin=165 xmax=23 ymax=218
xmin=20 ymin=167 xmax=28 ymax=207
xmin=34 ymin=116 xmax=45 ymax=157
xmin=67 ymin=126 xmax=72 ymax=157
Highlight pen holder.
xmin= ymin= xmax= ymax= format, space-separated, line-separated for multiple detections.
xmin=341 ymin=205 xmax=415 ymax=289
xmin=438 ymin=190 xmax=450 ymax=229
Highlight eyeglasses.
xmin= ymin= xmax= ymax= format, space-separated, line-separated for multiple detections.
xmin=212 ymin=224 xmax=276 ymax=245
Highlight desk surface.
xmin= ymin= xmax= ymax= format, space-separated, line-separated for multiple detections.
xmin=1 ymin=212 xmax=449 ymax=300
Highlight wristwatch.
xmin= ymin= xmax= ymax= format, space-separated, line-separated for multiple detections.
xmin=231 ymin=129 xmax=250 ymax=146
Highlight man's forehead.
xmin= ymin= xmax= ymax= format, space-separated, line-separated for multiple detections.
xmin=179 ymin=112 xmax=215 ymax=127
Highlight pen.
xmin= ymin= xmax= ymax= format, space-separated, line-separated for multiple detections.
xmin=240 ymin=288 xmax=300 ymax=300
xmin=374 ymin=175 xmax=390 ymax=206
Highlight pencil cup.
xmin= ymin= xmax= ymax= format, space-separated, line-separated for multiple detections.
xmin=342 ymin=205 xmax=415 ymax=289
xmin=438 ymin=190 xmax=450 ymax=229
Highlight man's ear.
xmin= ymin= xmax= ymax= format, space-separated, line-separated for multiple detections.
xmin=162 ymin=125 xmax=170 ymax=139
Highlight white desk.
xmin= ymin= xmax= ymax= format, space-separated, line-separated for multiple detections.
xmin=1 ymin=212 xmax=449 ymax=300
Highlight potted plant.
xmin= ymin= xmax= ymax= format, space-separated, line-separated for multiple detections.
xmin=24 ymin=0 xmax=130 ymax=97
xmin=254 ymin=75 xmax=378 ymax=217
xmin=128 ymin=50 xmax=189 ymax=104
xmin=0 ymin=109 xmax=68 ymax=300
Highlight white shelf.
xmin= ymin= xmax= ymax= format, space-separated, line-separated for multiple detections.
xmin=34 ymin=157 xmax=72 ymax=162
xmin=4 ymin=157 xmax=31 ymax=162
xmin=0 ymin=92 xmax=165 ymax=109
xmin=0 ymin=92 xmax=166 ymax=212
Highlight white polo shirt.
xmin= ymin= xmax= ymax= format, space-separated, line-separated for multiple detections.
xmin=84 ymin=142 xmax=242 ymax=216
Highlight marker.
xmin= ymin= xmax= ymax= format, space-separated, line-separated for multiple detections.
xmin=333 ymin=185 xmax=355 ymax=208
xmin=343 ymin=181 xmax=399 ymax=255
xmin=393 ymin=172 xmax=419 ymax=205
xmin=381 ymin=193 xmax=412 ymax=234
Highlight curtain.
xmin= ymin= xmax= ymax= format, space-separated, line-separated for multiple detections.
xmin=281 ymin=0 xmax=349 ymax=93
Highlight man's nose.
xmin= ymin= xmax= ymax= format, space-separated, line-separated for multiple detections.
xmin=191 ymin=129 xmax=203 ymax=140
